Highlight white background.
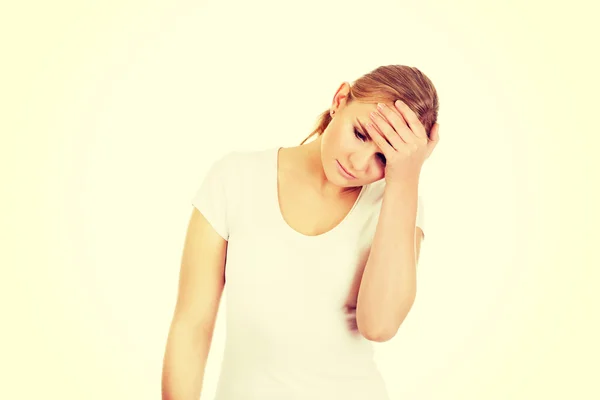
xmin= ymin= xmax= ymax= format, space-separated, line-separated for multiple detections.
xmin=2 ymin=0 xmax=598 ymax=398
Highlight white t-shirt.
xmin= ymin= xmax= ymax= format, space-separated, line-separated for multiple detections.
xmin=191 ymin=146 xmax=424 ymax=400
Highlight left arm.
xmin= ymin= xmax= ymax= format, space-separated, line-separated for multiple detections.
xmin=355 ymin=179 xmax=423 ymax=342
xmin=355 ymin=99 xmax=439 ymax=342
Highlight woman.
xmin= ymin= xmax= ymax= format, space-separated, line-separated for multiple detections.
xmin=162 ymin=64 xmax=440 ymax=400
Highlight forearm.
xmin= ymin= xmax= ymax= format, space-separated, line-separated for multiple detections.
xmin=162 ymin=321 xmax=212 ymax=400
xmin=356 ymin=179 xmax=419 ymax=342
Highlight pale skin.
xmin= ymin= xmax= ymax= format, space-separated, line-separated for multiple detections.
xmin=161 ymin=82 xmax=440 ymax=399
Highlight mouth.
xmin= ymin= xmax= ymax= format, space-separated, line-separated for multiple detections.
xmin=336 ymin=160 xmax=357 ymax=179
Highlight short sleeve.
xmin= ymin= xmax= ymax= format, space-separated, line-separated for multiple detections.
xmin=416 ymin=195 xmax=425 ymax=239
xmin=191 ymin=153 xmax=234 ymax=240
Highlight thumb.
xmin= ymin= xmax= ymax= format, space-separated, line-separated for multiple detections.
xmin=428 ymin=123 xmax=440 ymax=145
xmin=426 ymin=123 xmax=439 ymax=159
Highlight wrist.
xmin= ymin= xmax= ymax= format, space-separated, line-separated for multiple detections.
xmin=384 ymin=181 xmax=419 ymax=204
xmin=385 ymin=175 xmax=420 ymax=191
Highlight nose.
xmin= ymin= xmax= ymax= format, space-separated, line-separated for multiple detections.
xmin=349 ymin=151 xmax=371 ymax=173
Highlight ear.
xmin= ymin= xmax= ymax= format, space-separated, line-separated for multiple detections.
xmin=331 ymin=82 xmax=352 ymax=111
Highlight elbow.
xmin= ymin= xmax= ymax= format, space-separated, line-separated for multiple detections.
xmin=356 ymin=296 xmax=416 ymax=343
xmin=359 ymin=327 xmax=396 ymax=343
xmin=356 ymin=318 xmax=398 ymax=342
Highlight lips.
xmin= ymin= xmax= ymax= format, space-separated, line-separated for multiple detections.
xmin=337 ymin=160 xmax=356 ymax=179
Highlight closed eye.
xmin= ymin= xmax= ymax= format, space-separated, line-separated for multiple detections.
xmin=354 ymin=128 xmax=367 ymax=142
xmin=354 ymin=119 xmax=387 ymax=165
xmin=354 ymin=121 xmax=386 ymax=165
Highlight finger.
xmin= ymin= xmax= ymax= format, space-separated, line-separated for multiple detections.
xmin=375 ymin=103 xmax=415 ymax=144
xmin=366 ymin=121 xmax=395 ymax=156
xmin=394 ymin=100 xmax=427 ymax=139
xmin=369 ymin=111 xmax=406 ymax=150
xmin=347 ymin=317 xmax=358 ymax=332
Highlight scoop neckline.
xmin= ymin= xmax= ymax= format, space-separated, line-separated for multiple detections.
xmin=273 ymin=146 xmax=368 ymax=241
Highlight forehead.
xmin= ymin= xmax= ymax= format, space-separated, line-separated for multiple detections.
xmin=347 ymin=101 xmax=381 ymax=126
xmin=349 ymin=100 xmax=378 ymax=112
xmin=347 ymin=100 xmax=389 ymax=117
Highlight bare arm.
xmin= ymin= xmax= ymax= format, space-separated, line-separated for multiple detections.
xmin=356 ymin=180 xmax=423 ymax=342
xmin=162 ymin=207 xmax=227 ymax=400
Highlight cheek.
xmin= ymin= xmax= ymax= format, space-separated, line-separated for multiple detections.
xmin=366 ymin=163 xmax=386 ymax=183
xmin=333 ymin=126 xmax=360 ymax=152
xmin=323 ymin=126 xmax=350 ymax=153
xmin=376 ymin=167 xmax=386 ymax=179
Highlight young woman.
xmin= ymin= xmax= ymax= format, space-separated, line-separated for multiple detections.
xmin=162 ymin=64 xmax=440 ymax=400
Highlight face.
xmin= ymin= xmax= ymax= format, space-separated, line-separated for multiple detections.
xmin=319 ymin=82 xmax=389 ymax=188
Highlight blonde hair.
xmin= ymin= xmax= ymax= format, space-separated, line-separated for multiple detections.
xmin=300 ymin=65 xmax=439 ymax=145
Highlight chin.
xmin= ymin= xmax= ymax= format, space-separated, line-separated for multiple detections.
xmin=324 ymin=169 xmax=345 ymax=187
xmin=325 ymin=157 xmax=367 ymax=187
